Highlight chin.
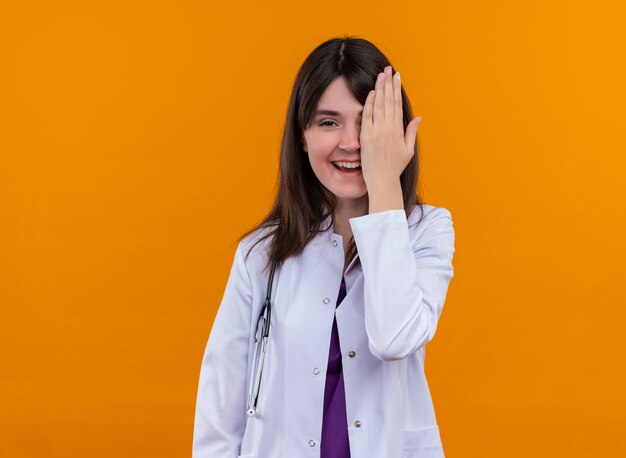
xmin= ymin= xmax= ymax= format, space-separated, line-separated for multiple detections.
xmin=332 ymin=189 xmax=368 ymax=201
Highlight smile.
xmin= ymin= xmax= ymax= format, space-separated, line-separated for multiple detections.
xmin=332 ymin=162 xmax=363 ymax=176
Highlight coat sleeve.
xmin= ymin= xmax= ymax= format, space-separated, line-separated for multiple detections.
xmin=192 ymin=241 xmax=253 ymax=457
xmin=349 ymin=207 xmax=455 ymax=362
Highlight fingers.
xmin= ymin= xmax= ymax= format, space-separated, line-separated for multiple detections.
xmin=393 ymin=71 xmax=403 ymax=126
xmin=383 ymin=66 xmax=394 ymax=120
xmin=374 ymin=71 xmax=385 ymax=124
xmin=362 ymin=89 xmax=375 ymax=130
xmin=404 ymin=116 xmax=422 ymax=153
xmin=373 ymin=66 xmax=402 ymax=126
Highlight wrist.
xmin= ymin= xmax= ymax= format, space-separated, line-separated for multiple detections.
xmin=367 ymin=179 xmax=403 ymax=213
xmin=366 ymin=175 xmax=401 ymax=191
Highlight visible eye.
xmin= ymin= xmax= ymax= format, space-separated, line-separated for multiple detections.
xmin=319 ymin=120 xmax=361 ymax=128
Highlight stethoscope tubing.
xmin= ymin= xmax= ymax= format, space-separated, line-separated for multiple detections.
xmin=246 ymin=262 xmax=277 ymax=416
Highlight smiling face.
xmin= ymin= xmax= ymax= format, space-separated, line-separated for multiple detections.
xmin=302 ymin=76 xmax=368 ymax=208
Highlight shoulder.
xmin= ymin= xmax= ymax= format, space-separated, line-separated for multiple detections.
xmin=408 ymin=204 xmax=454 ymax=241
xmin=409 ymin=203 xmax=452 ymax=225
xmin=236 ymin=223 xmax=279 ymax=275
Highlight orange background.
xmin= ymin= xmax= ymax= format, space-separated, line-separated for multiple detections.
xmin=1 ymin=1 xmax=625 ymax=456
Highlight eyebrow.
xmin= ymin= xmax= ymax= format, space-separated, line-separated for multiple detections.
xmin=314 ymin=109 xmax=363 ymax=117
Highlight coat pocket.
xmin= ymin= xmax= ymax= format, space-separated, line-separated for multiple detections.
xmin=402 ymin=425 xmax=445 ymax=458
xmin=237 ymin=454 xmax=257 ymax=458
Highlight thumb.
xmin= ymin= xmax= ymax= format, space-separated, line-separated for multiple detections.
xmin=404 ymin=116 xmax=422 ymax=152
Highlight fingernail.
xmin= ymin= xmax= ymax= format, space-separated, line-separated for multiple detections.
xmin=416 ymin=116 xmax=422 ymax=125
xmin=394 ymin=72 xmax=400 ymax=80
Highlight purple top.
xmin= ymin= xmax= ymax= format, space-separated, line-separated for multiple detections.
xmin=320 ymin=276 xmax=351 ymax=457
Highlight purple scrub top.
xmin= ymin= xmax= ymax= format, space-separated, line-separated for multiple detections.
xmin=320 ymin=276 xmax=351 ymax=457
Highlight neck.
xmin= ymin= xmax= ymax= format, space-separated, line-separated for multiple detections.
xmin=332 ymin=195 xmax=368 ymax=239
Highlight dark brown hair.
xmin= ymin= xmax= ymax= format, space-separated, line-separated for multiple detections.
xmin=235 ymin=36 xmax=425 ymax=275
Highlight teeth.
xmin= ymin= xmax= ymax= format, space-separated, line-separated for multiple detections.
xmin=334 ymin=161 xmax=361 ymax=169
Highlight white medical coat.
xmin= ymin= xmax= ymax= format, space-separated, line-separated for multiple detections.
xmin=193 ymin=204 xmax=455 ymax=458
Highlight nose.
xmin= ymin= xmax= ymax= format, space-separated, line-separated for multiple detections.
xmin=338 ymin=123 xmax=360 ymax=152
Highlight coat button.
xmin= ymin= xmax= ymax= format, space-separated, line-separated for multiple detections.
xmin=348 ymin=351 xmax=356 ymax=358
xmin=309 ymin=439 xmax=316 ymax=447
xmin=354 ymin=420 xmax=362 ymax=428
xmin=312 ymin=367 xmax=320 ymax=375
xmin=332 ymin=240 xmax=338 ymax=247
xmin=323 ymin=298 xmax=330 ymax=304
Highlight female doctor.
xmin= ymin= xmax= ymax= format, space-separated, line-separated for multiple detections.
xmin=193 ymin=36 xmax=455 ymax=458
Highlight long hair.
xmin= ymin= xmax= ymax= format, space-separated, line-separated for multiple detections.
xmin=235 ymin=36 xmax=426 ymax=275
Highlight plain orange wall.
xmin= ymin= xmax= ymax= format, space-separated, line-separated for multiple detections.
xmin=1 ymin=1 xmax=625 ymax=457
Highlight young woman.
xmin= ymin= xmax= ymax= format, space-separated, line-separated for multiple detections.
xmin=193 ymin=37 xmax=455 ymax=458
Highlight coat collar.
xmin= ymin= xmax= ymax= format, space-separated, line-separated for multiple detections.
xmin=314 ymin=211 xmax=361 ymax=275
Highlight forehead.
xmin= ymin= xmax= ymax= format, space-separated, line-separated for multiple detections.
xmin=315 ymin=76 xmax=362 ymax=116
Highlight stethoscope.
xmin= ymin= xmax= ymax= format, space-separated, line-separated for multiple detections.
xmin=246 ymin=262 xmax=278 ymax=417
